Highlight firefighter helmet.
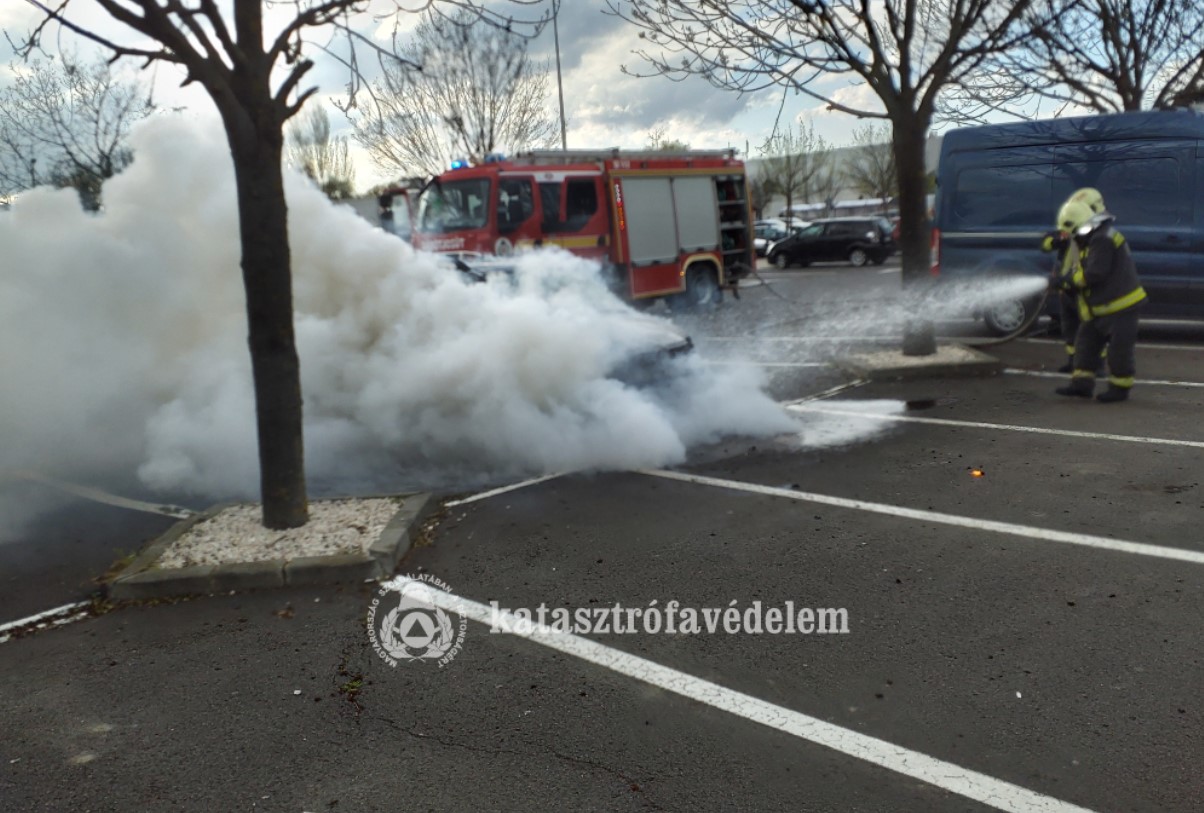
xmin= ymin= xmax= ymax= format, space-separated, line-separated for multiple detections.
xmin=1056 ymin=200 xmax=1095 ymax=233
xmin=1069 ymin=187 xmax=1105 ymax=215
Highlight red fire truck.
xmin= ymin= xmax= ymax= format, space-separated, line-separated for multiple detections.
xmin=379 ymin=149 xmax=755 ymax=308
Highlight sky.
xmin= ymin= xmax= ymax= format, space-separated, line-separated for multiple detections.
xmin=0 ymin=1 xmax=884 ymax=192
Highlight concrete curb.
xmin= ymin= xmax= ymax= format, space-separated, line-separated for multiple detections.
xmin=107 ymin=493 xmax=439 ymax=601
xmin=837 ymin=343 xmax=1004 ymax=381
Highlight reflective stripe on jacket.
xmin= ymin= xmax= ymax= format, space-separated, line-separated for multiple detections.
xmin=1069 ymin=228 xmax=1146 ymax=320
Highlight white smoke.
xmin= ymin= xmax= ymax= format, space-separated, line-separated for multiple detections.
xmin=0 ymin=114 xmax=794 ymax=507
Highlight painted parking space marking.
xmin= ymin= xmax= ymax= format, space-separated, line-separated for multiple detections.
xmin=1005 ymin=368 xmax=1204 ymax=388
xmin=7 ymin=472 xmax=196 ymax=519
xmin=445 ymin=474 xmax=564 ymax=508
xmin=394 ymin=577 xmax=1097 ymax=813
xmin=788 ymin=403 xmax=1204 ymax=451
xmin=1021 ymin=337 xmax=1204 ymax=353
xmin=0 ymin=601 xmax=90 ymax=645
xmin=639 ymin=469 xmax=1204 ymax=566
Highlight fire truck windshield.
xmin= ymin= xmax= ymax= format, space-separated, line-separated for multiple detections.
xmin=415 ymin=178 xmax=491 ymax=233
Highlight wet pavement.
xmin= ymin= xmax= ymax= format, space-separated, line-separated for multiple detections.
xmin=2 ymin=265 xmax=1202 ymax=812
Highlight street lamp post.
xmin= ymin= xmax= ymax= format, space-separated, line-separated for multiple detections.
xmin=552 ymin=0 xmax=567 ymax=149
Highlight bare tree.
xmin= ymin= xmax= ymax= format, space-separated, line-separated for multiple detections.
xmin=0 ymin=54 xmax=154 ymax=209
xmin=843 ymin=124 xmax=897 ymax=210
xmin=609 ymin=0 xmax=1038 ymax=354
xmin=758 ymin=122 xmax=831 ymax=223
xmin=287 ymin=104 xmax=355 ymax=200
xmin=746 ymin=172 xmax=774 ymax=220
xmin=352 ymin=8 xmax=557 ymax=178
xmin=941 ymin=0 xmax=1204 ymax=122
xmin=810 ymin=160 xmax=844 ymax=218
xmin=16 ymin=0 xmax=549 ymax=528
xmin=645 ymin=123 xmax=690 ymax=151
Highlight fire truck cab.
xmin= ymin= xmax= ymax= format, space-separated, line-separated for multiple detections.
xmin=384 ymin=149 xmax=755 ymax=309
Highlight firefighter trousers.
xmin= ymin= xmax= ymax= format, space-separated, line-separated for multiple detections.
xmin=1064 ymin=293 xmax=1083 ymax=354
xmin=1072 ymin=306 xmax=1141 ymax=389
xmin=1060 ymin=291 xmax=1108 ymax=361
xmin=1059 ymin=292 xmax=1080 ymax=354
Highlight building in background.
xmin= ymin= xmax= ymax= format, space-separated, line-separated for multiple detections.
xmin=748 ymin=134 xmax=942 ymax=222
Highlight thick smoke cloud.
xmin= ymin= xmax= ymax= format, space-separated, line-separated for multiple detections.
xmin=0 ymin=115 xmax=794 ymax=512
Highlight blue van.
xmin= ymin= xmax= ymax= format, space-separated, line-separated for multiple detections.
xmin=933 ymin=109 xmax=1204 ymax=334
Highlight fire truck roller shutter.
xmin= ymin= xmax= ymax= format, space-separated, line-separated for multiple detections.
xmin=620 ymin=177 xmax=678 ymax=264
xmin=671 ymin=176 xmax=721 ymax=253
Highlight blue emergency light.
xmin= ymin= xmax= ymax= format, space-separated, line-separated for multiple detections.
xmin=449 ymin=158 xmax=469 ymax=170
xmin=484 ymin=153 xmax=506 ymax=163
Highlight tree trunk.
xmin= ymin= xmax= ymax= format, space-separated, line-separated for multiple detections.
xmin=892 ymin=115 xmax=936 ymax=356
xmin=225 ymin=111 xmax=309 ymax=529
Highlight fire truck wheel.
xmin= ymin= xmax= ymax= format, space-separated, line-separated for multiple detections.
xmin=677 ymin=266 xmax=721 ymax=311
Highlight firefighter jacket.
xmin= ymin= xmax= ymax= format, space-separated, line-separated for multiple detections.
xmin=1070 ymin=227 xmax=1146 ymax=320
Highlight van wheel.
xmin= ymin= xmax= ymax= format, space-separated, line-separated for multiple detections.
xmin=772 ymin=252 xmax=790 ymax=269
xmin=983 ymin=295 xmax=1039 ymax=336
xmin=676 ymin=266 xmax=722 ymax=311
xmin=848 ymin=248 xmax=869 ymax=267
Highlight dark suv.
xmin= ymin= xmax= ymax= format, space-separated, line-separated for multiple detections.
xmin=766 ymin=217 xmax=895 ymax=268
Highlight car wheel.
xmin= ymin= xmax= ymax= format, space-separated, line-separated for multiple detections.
xmin=848 ymin=248 xmax=869 ymax=267
xmin=772 ymin=252 xmax=790 ymax=269
xmin=983 ymin=294 xmax=1040 ymax=336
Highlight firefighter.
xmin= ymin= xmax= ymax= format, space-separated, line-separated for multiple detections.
xmin=1053 ymin=199 xmax=1147 ymax=402
xmin=1041 ymin=187 xmax=1106 ymax=373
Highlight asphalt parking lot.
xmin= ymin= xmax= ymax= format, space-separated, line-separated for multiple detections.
xmin=1 ymin=267 xmax=1201 ymax=812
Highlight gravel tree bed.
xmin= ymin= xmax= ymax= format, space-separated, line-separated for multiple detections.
xmin=157 ymin=498 xmax=401 ymax=568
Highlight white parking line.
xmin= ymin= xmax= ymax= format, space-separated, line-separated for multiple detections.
xmin=445 ymin=474 xmax=564 ymax=508
xmin=393 ymin=577 xmax=1097 ymax=813
xmin=1005 ymin=369 xmax=1204 ymax=388
xmin=639 ymin=469 xmax=1204 ymax=566
xmin=1021 ymin=338 xmax=1204 ymax=353
xmin=0 ymin=601 xmax=91 ymax=645
xmin=788 ymin=403 xmax=1204 ymax=451
xmin=9 ymin=472 xmax=196 ymax=519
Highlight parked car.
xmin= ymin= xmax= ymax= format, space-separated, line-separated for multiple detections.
xmin=766 ymin=217 xmax=896 ymax=268
xmin=934 ymin=108 xmax=1204 ymax=335
xmin=754 ymin=221 xmax=790 ymax=257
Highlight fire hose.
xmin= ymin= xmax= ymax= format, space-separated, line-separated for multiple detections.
xmin=959 ymin=285 xmax=1052 ymax=348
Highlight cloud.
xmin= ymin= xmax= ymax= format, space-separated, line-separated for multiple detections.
xmin=553 ymin=18 xmax=759 ymax=140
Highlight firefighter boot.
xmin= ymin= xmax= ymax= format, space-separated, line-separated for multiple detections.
xmin=1055 ymin=376 xmax=1095 ymax=398
xmin=1096 ymin=385 xmax=1130 ymax=403
xmin=1057 ymin=346 xmax=1074 ymax=373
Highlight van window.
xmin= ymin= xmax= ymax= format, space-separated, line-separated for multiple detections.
xmin=952 ymin=165 xmax=1052 ymax=229
xmin=1054 ymin=158 xmax=1186 ymax=227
